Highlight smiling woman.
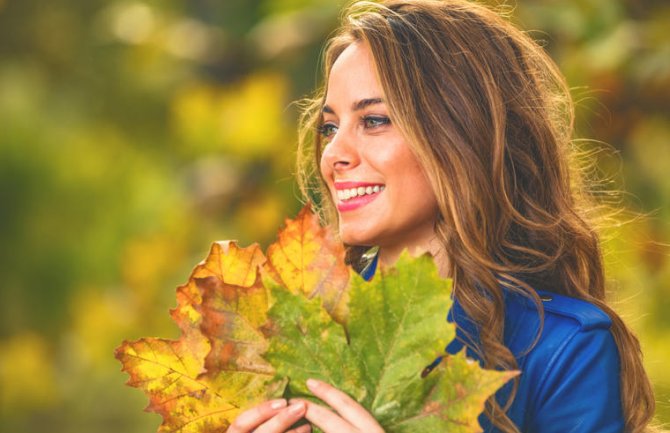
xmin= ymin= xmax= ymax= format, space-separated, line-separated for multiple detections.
xmin=318 ymin=42 xmax=440 ymax=267
xmin=227 ymin=1 xmax=659 ymax=433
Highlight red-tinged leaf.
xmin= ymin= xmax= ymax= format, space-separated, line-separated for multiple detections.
xmin=195 ymin=274 xmax=271 ymax=378
xmin=191 ymin=242 xmax=270 ymax=374
xmin=115 ymin=242 xmax=281 ymax=433
xmin=264 ymin=206 xmax=350 ymax=322
xmin=171 ymin=279 xmax=203 ymax=334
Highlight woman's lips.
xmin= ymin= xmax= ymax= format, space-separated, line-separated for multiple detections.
xmin=334 ymin=183 xmax=385 ymax=212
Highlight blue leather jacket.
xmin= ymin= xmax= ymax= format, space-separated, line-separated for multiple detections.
xmin=361 ymin=255 xmax=625 ymax=432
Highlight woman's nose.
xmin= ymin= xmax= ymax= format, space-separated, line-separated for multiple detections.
xmin=322 ymin=126 xmax=359 ymax=171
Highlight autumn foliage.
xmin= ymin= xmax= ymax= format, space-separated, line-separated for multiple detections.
xmin=115 ymin=207 xmax=516 ymax=432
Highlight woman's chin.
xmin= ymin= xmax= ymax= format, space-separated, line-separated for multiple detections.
xmin=338 ymin=229 xmax=375 ymax=247
xmin=337 ymin=213 xmax=388 ymax=246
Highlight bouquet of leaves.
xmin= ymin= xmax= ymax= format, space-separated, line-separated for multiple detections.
xmin=115 ymin=207 xmax=515 ymax=433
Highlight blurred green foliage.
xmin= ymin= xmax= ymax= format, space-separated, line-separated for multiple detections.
xmin=0 ymin=0 xmax=668 ymax=431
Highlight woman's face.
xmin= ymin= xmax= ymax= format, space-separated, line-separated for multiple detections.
xmin=319 ymin=42 xmax=439 ymax=255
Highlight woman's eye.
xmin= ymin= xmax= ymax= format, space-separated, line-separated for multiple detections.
xmin=363 ymin=115 xmax=391 ymax=129
xmin=318 ymin=123 xmax=338 ymax=140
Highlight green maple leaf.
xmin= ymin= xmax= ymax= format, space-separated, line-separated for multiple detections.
xmin=116 ymin=206 xmax=516 ymax=433
xmin=265 ymin=252 xmax=516 ymax=432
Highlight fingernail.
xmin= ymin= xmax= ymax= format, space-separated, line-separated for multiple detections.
xmin=306 ymin=378 xmax=321 ymax=390
xmin=270 ymin=399 xmax=287 ymax=410
xmin=288 ymin=401 xmax=305 ymax=414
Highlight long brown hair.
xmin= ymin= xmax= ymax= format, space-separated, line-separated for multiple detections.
xmin=296 ymin=1 xmax=656 ymax=431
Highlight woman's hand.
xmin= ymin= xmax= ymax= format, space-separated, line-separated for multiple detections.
xmin=226 ymin=399 xmax=310 ymax=433
xmin=293 ymin=379 xmax=384 ymax=433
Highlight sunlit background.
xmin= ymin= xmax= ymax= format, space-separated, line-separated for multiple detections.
xmin=0 ymin=0 xmax=669 ymax=431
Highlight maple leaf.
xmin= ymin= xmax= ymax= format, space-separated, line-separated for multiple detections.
xmin=265 ymin=252 xmax=517 ymax=433
xmin=115 ymin=241 xmax=283 ymax=432
xmin=116 ymin=206 xmax=516 ymax=433
xmin=264 ymin=206 xmax=350 ymax=323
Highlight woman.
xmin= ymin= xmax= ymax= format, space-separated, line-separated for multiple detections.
xmin=227 ymin=1 xmax=657 ymax=432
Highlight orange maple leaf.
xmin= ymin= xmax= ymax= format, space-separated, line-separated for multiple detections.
xmin=116 ymin=241 xmax=279 ymax=432
xmin=264 ymin=206 xmax=350 ymax=323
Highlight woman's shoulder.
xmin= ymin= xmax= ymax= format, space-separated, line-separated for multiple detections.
xmin=501 ymin=289 xmax=616 ymax=364
xmin=445 ymin=285 xmax=624 ymax=431
xmin=492 ymin=291 xmax=624 ymax=432
xmin=509 ymin=289 xmax=612 ymax=332
xmin=449 ymin=288 xmax=615 ymax=357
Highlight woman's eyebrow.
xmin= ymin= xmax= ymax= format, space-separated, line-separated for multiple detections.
xmin=353 ymin=97 xmax=384 ymax=111
xmin=321 ymin=97 xmax=385 ymax=114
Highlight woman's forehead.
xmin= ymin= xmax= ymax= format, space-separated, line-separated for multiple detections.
xmin=323 ymin=43 xmax=386 ymax=111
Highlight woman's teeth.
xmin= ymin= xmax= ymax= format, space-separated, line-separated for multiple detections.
xmin=337 ymin=185 xmax=385 ymax=201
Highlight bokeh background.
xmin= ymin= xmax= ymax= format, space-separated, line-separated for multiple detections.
xmin=1 ymin=0 xmax=669 ymax=431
